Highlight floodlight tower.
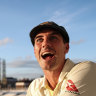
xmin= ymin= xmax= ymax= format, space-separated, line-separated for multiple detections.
xmin=0 ymin=58 xmax=6 ymax=83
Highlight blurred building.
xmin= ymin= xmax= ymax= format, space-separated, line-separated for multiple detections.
xmin=6 ymin=77 xmax=17 ymax=88
xmin=16 ymin=78 xmax=32 ymax=89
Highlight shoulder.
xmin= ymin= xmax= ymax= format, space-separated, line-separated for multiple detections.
xmin=69 ymin=61 xmax=96 ymax=73
xmin=67 ymin=60 xmax=96 ymax=82
xmin=76 ymin=61 xmax=96 ymax=67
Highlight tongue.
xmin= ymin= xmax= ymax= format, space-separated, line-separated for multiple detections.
xmin=45 ymin=55 xmax=53 ymax=60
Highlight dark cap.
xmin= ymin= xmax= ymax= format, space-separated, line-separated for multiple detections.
xmin=30 ymin=21 xmax=69 ymax=45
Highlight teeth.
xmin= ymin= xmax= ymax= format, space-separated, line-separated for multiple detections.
xmin=42 ymin=52 xmax=53 ymax=56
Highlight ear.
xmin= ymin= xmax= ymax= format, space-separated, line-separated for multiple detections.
xmin=34 ymin=47 xmax=37 ymax=58
xmin=34 ymin=47 xmax=36 ymax=54
xmin=65 ymin=43 xmax=69 ymax=54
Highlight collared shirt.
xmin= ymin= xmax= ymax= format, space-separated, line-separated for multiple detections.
xmin=26 ymin=59 xmax=96 ymax=96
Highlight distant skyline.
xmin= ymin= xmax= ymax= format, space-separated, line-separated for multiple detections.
xmin=0 ymin=0 xmax=96 ymax=79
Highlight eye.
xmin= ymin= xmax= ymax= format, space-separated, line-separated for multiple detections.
xmin=35 ymin=38 xmax=43 ymax=43
xmin=52 ymin=36 xmax=58 ymax=39
xmin=50 ymin=36 xmax=58 ymax=41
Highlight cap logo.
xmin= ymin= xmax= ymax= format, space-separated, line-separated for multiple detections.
xmin=40 ymin=22 xmax=53 ymax=25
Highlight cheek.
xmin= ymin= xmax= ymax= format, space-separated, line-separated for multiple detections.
xmin=34 ymin=46 xmax=40 ymax=55
xmin=59 ymin=45 xmax=66 ymax=55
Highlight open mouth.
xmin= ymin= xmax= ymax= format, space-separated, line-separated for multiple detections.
xmin=41 ymin=52 xmax=54 ymax=59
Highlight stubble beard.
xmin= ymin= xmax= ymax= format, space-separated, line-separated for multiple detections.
xmin=39 ymin=57 xmax=58 ymax=71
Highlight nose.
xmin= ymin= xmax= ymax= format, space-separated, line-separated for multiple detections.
xmin=42 ymin=37 xmax=51 ymax=48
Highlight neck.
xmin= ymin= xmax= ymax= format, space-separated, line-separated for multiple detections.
xmin=43 ymin=64 xmax=64 ymax=90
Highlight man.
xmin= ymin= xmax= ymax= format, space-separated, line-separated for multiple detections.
xmin=26 ymin=21 xmax=96 ymax=96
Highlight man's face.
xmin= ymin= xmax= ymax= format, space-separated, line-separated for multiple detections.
xmin=34 ymin=29 xmax=69 ymax=71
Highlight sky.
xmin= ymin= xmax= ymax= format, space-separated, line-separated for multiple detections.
xmin=0 ymin=0 xmax=96 ymax=79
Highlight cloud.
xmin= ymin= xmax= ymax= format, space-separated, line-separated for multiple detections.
xmin=7 ymin=56 xmax=43 ymax=79
xmin=0 ymin=37 xmax=13 ymax=46
xmin=49 ymin=7 xmax=88 ymax=25
xmin=25 ymin=55 xmax=33 ymax=60
xmin=7 ymin=71 xmax=43 ymax=80
xmin=7 ymin=56 xmax=39 ymax=68
xmin=71 ymin=39 xmax=85 ymax=45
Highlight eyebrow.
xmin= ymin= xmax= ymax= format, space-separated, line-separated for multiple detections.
xmin=50 ymin=31 xmax=60 ymax=35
